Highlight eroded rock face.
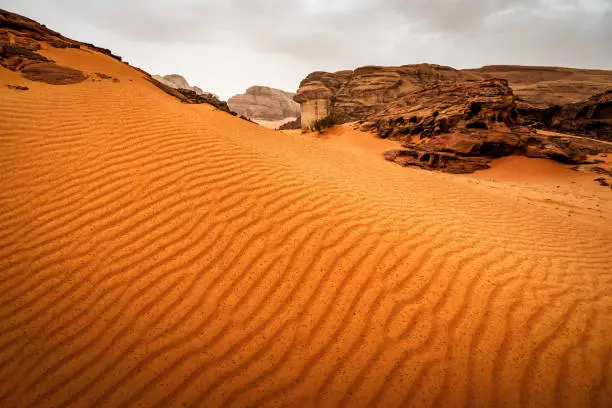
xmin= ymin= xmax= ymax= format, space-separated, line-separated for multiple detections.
xmin=295 ymin=65 xmax=479 ymax=129
xmin=466 ymin=65 xmax=612 ymax=108
xmin=295 ymin=64 xmax=612 ymax=134
xmin=362 ymin=79 xmax=517 ymax=140
xmin=384 ymin=149 xmax=491 ymax=174
xmin=295 ymin=63 xmax=612 ymax=172
xmin=21 ymin=62 xmax=87 ymax=85
xmin=0 ymin=44 xmax=87 ymax=85
xmin=0 ymin=18 xmax=88 ymax=84
xmin=228 ymin=86 xmax=300 ymax=124
xmin=0 ymin=9 xmax=130 ymax=85
xmin=519 ymin=90 xmax=612 ymax=142
xmin=383 ymin=130 xmax=612 ymax=174
xmin=0 ymin=9 xmax=120 ymax=59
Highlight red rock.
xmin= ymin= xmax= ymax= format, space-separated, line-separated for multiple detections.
xmin=0 ymin=10 xmax=90 ymax=84
xmin=384 ymin=148 xmax=490 ymax=174
xmin=20 ymin=62 xmax=87 ymax=85
xmin=296 ymin=64 xmax=612 ymax=172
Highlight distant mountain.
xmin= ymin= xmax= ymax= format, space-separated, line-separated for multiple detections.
xmin=228 ymin=86 xmax=300 ymax=128
xmin=152 ymin=74 xmax=214 ymax=97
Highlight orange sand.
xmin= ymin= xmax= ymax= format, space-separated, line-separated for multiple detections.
xmin=297 ymin=125 xmax=402 ymax=158
xmin=1 ymin=47 xmax=612 ymax=408
xmin=255 ymin=117 xmax=298 ymax=129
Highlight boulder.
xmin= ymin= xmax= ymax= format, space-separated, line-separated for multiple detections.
xmin=383 ymin=148 xmax=490 ymax=174
xmin=21 ymin=62 xmax=87 ymax=85
xmin=384 ymin=130 xmax=612 ymax=173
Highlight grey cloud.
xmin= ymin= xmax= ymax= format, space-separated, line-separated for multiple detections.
xmin=1 ymin=0 xmax=611 ymax=98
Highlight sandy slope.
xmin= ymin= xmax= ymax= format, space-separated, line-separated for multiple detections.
xmin=254 ymin=117 xmax=298 ymax=129
xmin=1 ymin=47 xmax=612 ymax=408
xmin=462 ymin=156 xmax=612 ymax=228
xmin=281 ymin=125 xmax=402 ymax=160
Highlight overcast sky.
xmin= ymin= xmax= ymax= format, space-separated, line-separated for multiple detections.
xmin=2 ymin=0 xmax=611 ymax=99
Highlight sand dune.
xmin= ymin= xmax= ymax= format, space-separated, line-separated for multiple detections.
xmin=1 ymin=46 xmax=612 ymax=408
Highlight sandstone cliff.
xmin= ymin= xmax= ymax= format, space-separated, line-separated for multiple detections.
xmin=295 ymin=64 xmax=612 ymax=172
xmin=294 ymin=65 xmax=480 ymax=129
xmin=467 ymin=65 xmax=612 ymax=108
xmin=295 ymin=64 xmax=612 ymax=130
xmin=228 ymin=86 xmax=300 ymax=128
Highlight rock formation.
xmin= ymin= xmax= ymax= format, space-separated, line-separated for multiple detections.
xmin=518 ymin=90 xmax=612 ymax=142
xmin=0 ymin=9 xmax=121 ymax=61
xmin=228 ymin=86 xmax=300 ymax=128
xmin=295 ymin=64 xmax=612 ymax=130
xmin=466 ymin=65 xmax=612 ymax=108
xmin=384 ymin=130 xmax=612 ymax=174
xmin=152 ymin=74 xmax=209 ymax=96
xmin=294 ymin=65 xmax=481 ymax=129
xmin=0 ymin=9 xmax=93 ymax=84
xmin=295 ymin=64 xmax=612 ymax=172
xmin=0 ymin=9 xmax=240 ymax=116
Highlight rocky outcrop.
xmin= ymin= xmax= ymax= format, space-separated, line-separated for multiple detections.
xmin=0 ymin=9 xmax=120 ymax=60
xmin=518 ymin=90 xmax=612 ymax=142
xmin=359 ymin=79 xmax=517 ymax=139
xmin=1 ymin=9 xmax=240 ymax=116
xmin=295 ymin=65 xmax=480 ymax=129
xmin=384 ymin=130 xmax=612 ymax=174
xmin=0 ymin=43 xmax=87 ymax=85
xmin=466 ymin=65 xmax=612 ymax=108
xmin=295 ymin=64 xmax=612 ymax=172
xmin=0 ymin=10 xmax=89 ymax=84
xmin=294 ymin=70 xmax=353 ymax=129
xmin=383 ymin=149 xmax=491 ymax=174
xmin=295 ymin=64 xmax=612 ymax=135
xmin=228 ymin=86 xmax=300 ymax=126
xmin=152 ymin=74 xmax=209 ymax=96
xmin=20 ymin=61 xmax=87 ymax=84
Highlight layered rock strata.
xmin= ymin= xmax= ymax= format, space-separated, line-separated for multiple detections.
xmin=295 ymin=64 xmax=612 ymax=172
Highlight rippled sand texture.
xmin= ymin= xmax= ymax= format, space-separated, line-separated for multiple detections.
xmin=1 ymin=48 xmax=612 ymax=408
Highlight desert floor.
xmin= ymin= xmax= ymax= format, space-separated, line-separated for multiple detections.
xmin=1 ymin=46 xmax=611 ymax=408
xmin=254 ymin=117 xmax=298 ymax=130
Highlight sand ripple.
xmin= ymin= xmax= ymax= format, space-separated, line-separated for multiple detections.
xmin=1 ymin=54 xmax=611 ymax=407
